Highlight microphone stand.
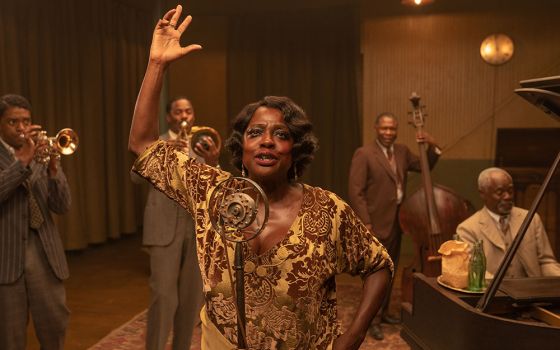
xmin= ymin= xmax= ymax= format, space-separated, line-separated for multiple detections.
xmin=234 ymin=242 xmax=247 ymax=349
xmin=208 ymin=177 xmax=269 ymax=350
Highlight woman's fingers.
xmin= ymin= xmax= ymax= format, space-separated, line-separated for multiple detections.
xmin=181 ymin=44 xmax=203 ymax=56
xmin=176 ymin=14 xmax=192 ymax=33
xmin=168 ymin=5 xmax=182 ymax=27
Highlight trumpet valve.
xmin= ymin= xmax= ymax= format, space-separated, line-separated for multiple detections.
xmin=37 ymin=130 xmax=48 ymax=142
xmin=179 ymin=120 xmax=191 ymax=139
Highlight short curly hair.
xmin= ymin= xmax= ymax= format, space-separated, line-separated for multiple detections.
xmin=225 ymin=96 xmax=319 ymax=182
xmin=0 ymin=94 xmax=32 ymax=118
xmin=375 ymin=112 xmax=397 ymax=125
xmin=165 ymin=96 xmax=191 ymax=114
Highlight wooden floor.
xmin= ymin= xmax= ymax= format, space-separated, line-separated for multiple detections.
xmin=25 ymin=234 xmax=413 ymax=349
xmin=27 ymin=234 xmax=151 ymax=350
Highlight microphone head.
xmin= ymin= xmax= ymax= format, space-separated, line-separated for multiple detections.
xmin=208 ymin=177 xmax=269 ymax=243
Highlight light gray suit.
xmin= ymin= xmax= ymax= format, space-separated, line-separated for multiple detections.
xmin=457 ymin=207 xmax=560 ymax=278
xmin=132 ymin=133 xmax=204 ymax=350
xmin=0 ymin=142 xmax=71 ymax=350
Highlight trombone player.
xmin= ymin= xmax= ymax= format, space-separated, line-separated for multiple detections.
xmin=133 ymin=96 xmax=220 ymax=350
xmin=0 ymin=94 xmax=72 ymax=350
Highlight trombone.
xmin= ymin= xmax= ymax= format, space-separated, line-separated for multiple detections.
xmin=35 ymin=128 xmax=79 ymax=164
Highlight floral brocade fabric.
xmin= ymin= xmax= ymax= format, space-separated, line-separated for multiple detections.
xmin=133 ymin=141 xmax=393 ymax=349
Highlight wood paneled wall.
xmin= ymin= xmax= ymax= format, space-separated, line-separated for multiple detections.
xmin=361 ymin=4 xmax=560 ymax=159
xmin=361 ymin=1 xmax=560 ymax=254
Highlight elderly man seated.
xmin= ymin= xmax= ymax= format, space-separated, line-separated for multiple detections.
xmin=456 ymin=167 xmax=560 ymax=278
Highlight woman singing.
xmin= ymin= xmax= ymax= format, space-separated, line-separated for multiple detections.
xmin=128 ymin=5 xmax=392 ymax=349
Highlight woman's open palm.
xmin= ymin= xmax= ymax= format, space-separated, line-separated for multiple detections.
xmin=149 ymin=5 xmax=201 ymax=64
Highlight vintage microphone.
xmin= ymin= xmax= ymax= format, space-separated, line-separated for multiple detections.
xmin=208 ymin=177 xmax=269 ymax=349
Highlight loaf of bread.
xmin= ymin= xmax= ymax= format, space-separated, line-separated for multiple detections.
xmin=438 ymin=240 xmax=470 ymax=289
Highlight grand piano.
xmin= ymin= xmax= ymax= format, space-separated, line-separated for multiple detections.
xmin=401 ymin=76 xmax=560 ymax=349
xmin=401 ymin=275 xmax=560 ymax=349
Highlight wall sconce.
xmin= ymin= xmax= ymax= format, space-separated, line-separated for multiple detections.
xmin=480 ymin=34 xmax=515 ymax=65
xmin=401 ymin=0 xmax=435 ymax=6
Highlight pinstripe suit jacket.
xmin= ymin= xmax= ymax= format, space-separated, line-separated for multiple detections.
xmin=0 ymin=143 xmax=71 ymax=284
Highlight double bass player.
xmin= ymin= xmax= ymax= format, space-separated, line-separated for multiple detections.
xmin=348 ymin=111 xmax=441 ymax=340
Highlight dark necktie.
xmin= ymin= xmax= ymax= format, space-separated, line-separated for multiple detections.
xmin=387 ymin=148 xmax=397 ymax=174
xmin=499 ymin=216 xmax=509 ymax=234
xmin=499 ymin=215 xmax=513 ymax=248
xmin=25 ymin=179 xmax=44 ymax=229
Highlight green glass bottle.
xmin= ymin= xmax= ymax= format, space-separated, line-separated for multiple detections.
xmin=468 ymin=240 xmax=486 ymax=292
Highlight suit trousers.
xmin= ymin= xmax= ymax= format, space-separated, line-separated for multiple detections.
xmin=0 ymin=230 xmax=69 ymax=350
xmin=146 ymin=213 xmax=204 ymax=350
xmin=372 ymin=224 xmax=402 ymax=324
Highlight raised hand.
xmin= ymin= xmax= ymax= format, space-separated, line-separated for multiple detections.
xmin=150 ymin=5 xmax=202 ymax=65
xmin=129 ymin=5 xmax=202 ymax=156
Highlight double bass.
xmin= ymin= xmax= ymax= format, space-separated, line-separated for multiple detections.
xmin=399 ymin=93 xmax=473 ymax=303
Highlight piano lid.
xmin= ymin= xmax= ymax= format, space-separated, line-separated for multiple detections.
xmin=515 ymin=75 xmax=560 ymax=121
xmin=519 ymin=75 xmax=560 ymax=92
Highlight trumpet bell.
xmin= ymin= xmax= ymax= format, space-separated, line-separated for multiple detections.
xmin=190 ymin=126 xmax=222 ymax=154
xmin=55 ymin=128 xmax=79 ymax=155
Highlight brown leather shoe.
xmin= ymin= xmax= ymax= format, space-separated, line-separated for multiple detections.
xmin=368 ymin=324 xmax=384 ymax=340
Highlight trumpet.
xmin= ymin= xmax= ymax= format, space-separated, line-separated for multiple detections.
xmin=178 ymin=120 xmax=221 ymax=156
xmin=35 ymin=128 xmax=79 ymax=164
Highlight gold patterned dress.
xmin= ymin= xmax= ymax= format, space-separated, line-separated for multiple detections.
xmin=133 ymin=141 xmax=393 ymax=350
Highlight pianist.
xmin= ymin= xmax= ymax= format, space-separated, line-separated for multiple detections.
xmin=457 ymin=167 xmax=560 ymax=278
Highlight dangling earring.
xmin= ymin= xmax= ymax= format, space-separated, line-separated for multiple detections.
xmin=293 ymin=164 xmax=298 ymax=182
xmin=241 ymin=164 xmax=246 ymax=177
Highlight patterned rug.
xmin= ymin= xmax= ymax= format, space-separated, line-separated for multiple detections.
xmin=88 ymin=282 xmax=410 ymax=350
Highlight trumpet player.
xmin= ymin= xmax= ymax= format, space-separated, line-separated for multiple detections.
xmin=0 ymin=94 xmax=71 ymax=350
xmin=132 ymin=96 xmax=220 ymax=350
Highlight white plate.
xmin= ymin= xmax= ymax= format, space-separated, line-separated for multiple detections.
xmin=436 ymin=276 xmax=486 ymax=294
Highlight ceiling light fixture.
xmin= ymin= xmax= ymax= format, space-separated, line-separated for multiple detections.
xmin=401 ymin=0 xmax=434 ymax=6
